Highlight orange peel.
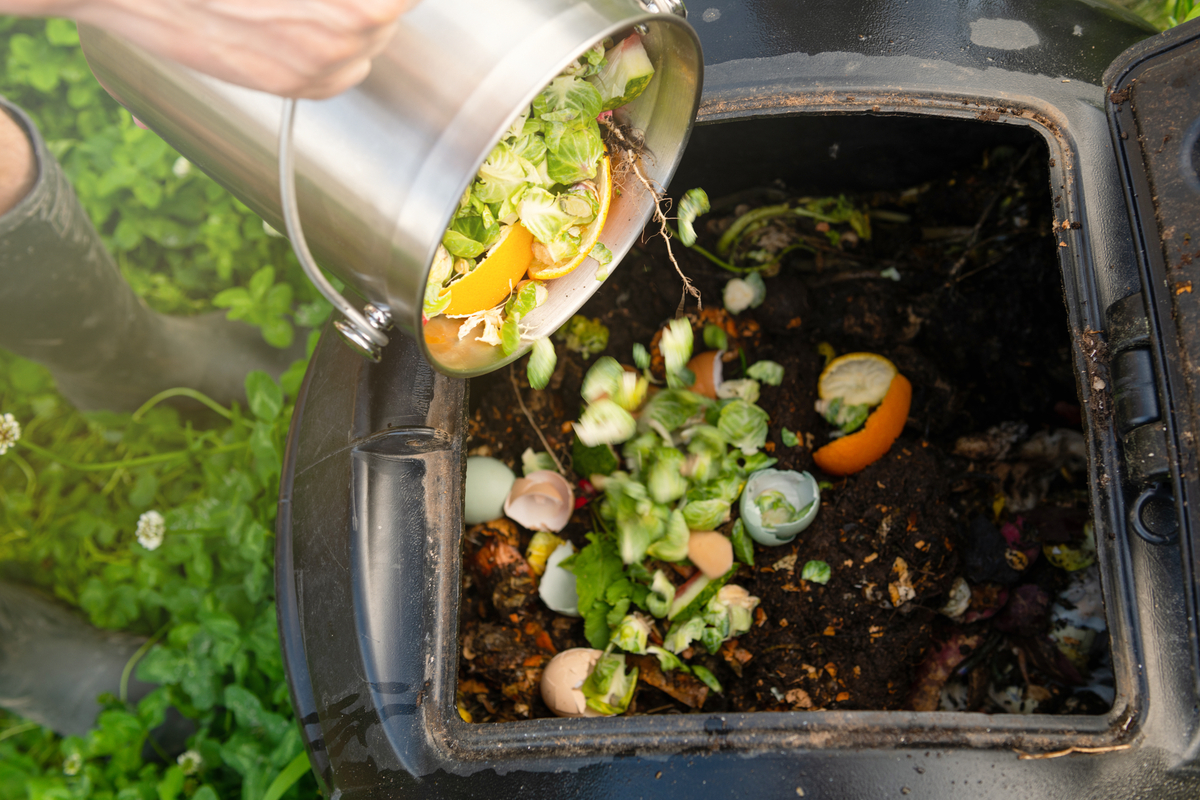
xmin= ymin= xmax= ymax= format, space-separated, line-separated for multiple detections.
xmin=818 ymin=352 xmax=897 ymax=406
xmin=527 ymin=154 xmax=613 ymax=281
xmin=443 ymin=223 xmax=535 ymax=317
xmin=812 ymin=373 xmax=912 ymax=476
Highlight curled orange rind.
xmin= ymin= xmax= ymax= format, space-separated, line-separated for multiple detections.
xmin=813 ymin=373 xmax=912 ymax=476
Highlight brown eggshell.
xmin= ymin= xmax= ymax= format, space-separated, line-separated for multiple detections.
xmin=688 ymin=530 xmax=734 ymax=578
xmin=540 ymin=648 xmax=607 ymax=717
xmin=686 ymin=350 xmax=724 ymax=399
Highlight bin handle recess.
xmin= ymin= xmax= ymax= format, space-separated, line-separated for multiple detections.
xmin=1129 ymin=483 xmax=1179 ymax=545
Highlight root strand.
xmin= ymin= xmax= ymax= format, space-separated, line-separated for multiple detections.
xmin=602 ymin=117 xmax=701 ymax=317
xmin=510 ymin=366 xmax=566 ymax=474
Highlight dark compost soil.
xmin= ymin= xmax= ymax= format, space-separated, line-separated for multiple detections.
xmin=457 ymin=140 xmax=1109 ymax=722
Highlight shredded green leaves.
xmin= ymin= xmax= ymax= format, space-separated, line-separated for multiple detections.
xmin=677 ymin=187 xmax=711 ymax=247
xmin=801 ymin=560 xmax=832 ymax=585
xmin=527 ymin=337 xmax=557 ymax=390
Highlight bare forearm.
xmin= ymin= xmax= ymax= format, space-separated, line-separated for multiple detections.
xmin=0 ymin=0 xmax=417 ymax=98
xmin=0 ymin=108 xmax=36 ymax=217
xmin=0 ymin=1 xmax=83 ymax=13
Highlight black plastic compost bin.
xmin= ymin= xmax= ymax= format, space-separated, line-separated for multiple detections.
xmin=276 ymin=2 xmax=1200 ymax=797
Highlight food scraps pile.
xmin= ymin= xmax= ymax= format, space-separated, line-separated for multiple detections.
xmin=422 ymin=33 xmax=655 ymax=370
xmin=457 ymin=144 xmax=1112 ymax=722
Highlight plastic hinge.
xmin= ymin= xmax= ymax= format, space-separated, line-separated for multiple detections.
xmin=1105 ymin=292 xmax=1152 ymax=352
xmin=1121 ymin=421 xmax=1170 ymax=486
xmin=1112 ymin=348 xmax=1160 ymax=435
xmin=1105 ymin=292 xmax=1170 ymax=485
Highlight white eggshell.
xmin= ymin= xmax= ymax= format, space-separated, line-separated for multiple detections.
xmin=738 ymin=469 xmax=820 ymax=546
xmin=538 ymin=542 xmax=581 ymax=616
xmin=504 ymin=470 xmax=575 ymax=532
xmin=464 ymin=456 xmax=516 ymax=525
xmin=541 ymin=648 xmax=605 ymax=717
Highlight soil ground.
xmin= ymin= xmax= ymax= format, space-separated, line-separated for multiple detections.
xmin=458 ymin=141 xmax=1108 ymax=721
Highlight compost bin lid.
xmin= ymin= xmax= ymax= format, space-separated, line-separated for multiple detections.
xmin=1104 ymin=16 xmax=1200 ymax=693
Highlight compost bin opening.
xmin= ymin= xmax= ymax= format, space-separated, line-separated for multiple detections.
xmin=458 ymin=114 xmax=1113 ymax=722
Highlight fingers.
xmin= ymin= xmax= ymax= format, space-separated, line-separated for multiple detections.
xmin=73 ymin=0 xmax=412 ymax=99
xmin=282 ymin=13 xmax=402 ymax=98
xmin=289 ymin=56 xmax=374 ymax=100
xmin=208 ymin=0 xmax=408 ymax=97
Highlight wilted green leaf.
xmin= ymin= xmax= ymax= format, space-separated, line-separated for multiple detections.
xmin=746 ymin=360 xmax=784 ymax=386
xmin=527 ymin=337 xmax=557 ymax=390
xmin=690 ymin=664 xmax=723 ymax=693
xmin=801 ymin=560 xmax=831 ymax=585
xmin=730 ymin=519 xmax=754 ymax=566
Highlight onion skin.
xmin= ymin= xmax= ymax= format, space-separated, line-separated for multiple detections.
xmin=471 ymin=538 xmax=536 ymax=613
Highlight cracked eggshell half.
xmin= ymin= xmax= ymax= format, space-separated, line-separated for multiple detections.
xmin=541 ymin=648 xmax=606 ymax=717
xmin=739 ymin=468 xmax=820 ymax=546
xmin=504 ymin=470 xmax=575 ymax=532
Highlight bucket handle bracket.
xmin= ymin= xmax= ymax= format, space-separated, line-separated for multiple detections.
xmin=278 ymin=98 xmax=392 ymax=362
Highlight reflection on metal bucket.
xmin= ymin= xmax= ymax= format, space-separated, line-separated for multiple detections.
xmin=79 ymin=0 xmax=702 ymax=375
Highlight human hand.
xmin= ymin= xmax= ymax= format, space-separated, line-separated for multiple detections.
xmin=7 ymin=0 xmax=418 ymax=98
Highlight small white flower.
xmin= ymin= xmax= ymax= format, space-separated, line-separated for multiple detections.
xmin=62 ymin=751 xmax=83 ymax=776
xmin=0 ymin=413 xmax=21 ymax=454
xmin=135 ymin=510 xmax=166 ymax=551
xmin=177 ymin=749 xmax=202 ymax=775
xmin=172 ymin=156 xmax=191 ymax=177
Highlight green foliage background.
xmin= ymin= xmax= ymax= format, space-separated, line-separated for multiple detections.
xmin=0 ymin=2 xmax=1191 ymax=799
xmin=0 ymin=16 xmax=326 ymax=800
xmin=1115 ymin=0 xmax=1200 ymax=28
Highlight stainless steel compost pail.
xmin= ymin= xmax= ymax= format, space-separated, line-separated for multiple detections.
xmin=78 ymin=0 xmax=702 ymax=375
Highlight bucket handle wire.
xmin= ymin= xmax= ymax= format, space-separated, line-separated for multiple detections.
xmin=278 ymin=98 xmax=392 ymax=361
